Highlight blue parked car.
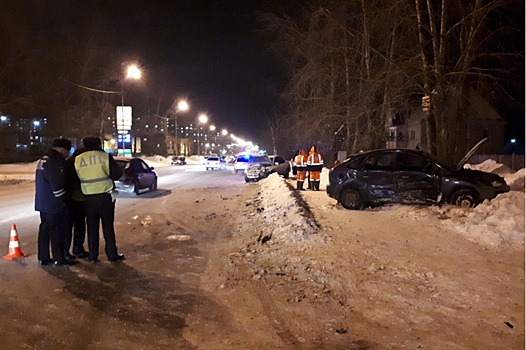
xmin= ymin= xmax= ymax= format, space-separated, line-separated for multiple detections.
xmin=115 ymin=157 xmax=157 ymax=195
xmin=326 ymin=140 xmax=509 ymax=210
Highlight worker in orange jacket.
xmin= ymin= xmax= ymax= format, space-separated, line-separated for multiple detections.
xmin=293 ymin=149 xmax=308 ymax=190
xmin=306 ymin=146 xmax=324 ymax=191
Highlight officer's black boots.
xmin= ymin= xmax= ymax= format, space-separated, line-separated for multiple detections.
xmin=297 ymin=181 xmax=304 ymax=190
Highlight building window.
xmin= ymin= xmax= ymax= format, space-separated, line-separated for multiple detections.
xmin=411 ymin=130 xmax=416 ymax=140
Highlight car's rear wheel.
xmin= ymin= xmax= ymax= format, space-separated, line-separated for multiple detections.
xmin=339 ymin=187 xmax=365 ymax=210
xmin=149 ymin=178 xmax=157 ymax=191
xmin=134 ymin=180 xmax=141 ymax=195
xmin=450 ymin=189 xmax=478 ymax=208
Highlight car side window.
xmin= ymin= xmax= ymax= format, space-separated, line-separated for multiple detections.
xmin=363 ymin=154 xmax=395 ymax=171
xmin=139 ymin=160 xmax=150 ymax=170
xmin=129 ymin=159 xmax=142 ymax=172
xmin=396 ymin=154 xmax=428 ymax=172
xmin=345 ymin=157 xmax=364 ymax=170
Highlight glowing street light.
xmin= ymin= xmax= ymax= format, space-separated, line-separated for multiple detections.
xmin=119 ymin=64 xmax=142 ymax=156
xmin=197 ymin=114 xmax=208 ymax=155
xmin=177 ymin=100 xmax=189 ymax=112
xmin=220 ymin=129 xmax=228 ymax=151
xmin=198 ymin=114 xmax=208 ymax=124
xmin=173 ymin=99 xmax=190 ymax=156
xmin=208 ymin=125 xmax=216 ymax=153
xmin=126 ymin=65 xmax=142 ymax=79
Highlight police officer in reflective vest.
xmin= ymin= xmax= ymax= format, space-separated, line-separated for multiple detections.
xmin=74 ymin=137 xmax=124 ymax=263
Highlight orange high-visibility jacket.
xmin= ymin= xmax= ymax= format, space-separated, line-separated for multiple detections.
xmin=307 ymin=147 xmax=323 ymax=172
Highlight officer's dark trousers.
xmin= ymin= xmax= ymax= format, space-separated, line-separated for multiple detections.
xmin=67 ymin=199 xmax=87 ymax=255
xmin=84 ymin=193 xmax=119 ymax=261
xmin=38 ymin=212 xmax=66 ymax=261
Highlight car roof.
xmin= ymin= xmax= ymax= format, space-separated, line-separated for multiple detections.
xmin=115 ymin=157 xmax=134 ymax=162
xmin=347 ymin=148 xmax=451 ymax=169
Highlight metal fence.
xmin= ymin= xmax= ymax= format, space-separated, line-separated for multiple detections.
xmin=468 ymin=154 xmax=525 ymax=171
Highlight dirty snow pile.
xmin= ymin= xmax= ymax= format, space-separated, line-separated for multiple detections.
xmin=360 ymin=159 xmax=525 ymax=247
xmin=254 ymin=174 xmax=320 ymax=242
xmin=442 ymin=160 xmax=525 ymax=246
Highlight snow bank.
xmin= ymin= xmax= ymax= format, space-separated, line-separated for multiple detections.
xmin=255 ymin=173 xmax=319 ymax=242
xmin=141 ymin=155 xmax=203 ymax=166
xmin=140 ymin=155 xmax=173 ymax=167
xmin=456 ymin=191 xmax=525 ymax=245
xmin=504 ymin=169 xmax=525 ymax=192
xmin=0 ymin=161 xmax=38 ymax=181
xmin=464 ymin=158 xmax=513 ymax=176
xmin=465 ymin=159 xmax=525 ymax=191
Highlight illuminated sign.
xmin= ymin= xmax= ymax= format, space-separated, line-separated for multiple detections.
xmin=116 ymin=106 xmax=132 ymax=131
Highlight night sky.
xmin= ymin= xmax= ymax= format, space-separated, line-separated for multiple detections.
xmin=80 ymin=0 xmax=283 ymax=141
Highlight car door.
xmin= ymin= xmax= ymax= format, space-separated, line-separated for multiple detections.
xmin=130 ymin=159 xmax=154 ymax=188
xmin=140 ymin=160 xmax=156 ymax=187
xmin=358 ymin=152 xmax=398 ymax=202
xmin=394 ymin=152 xmax=441 ymax=204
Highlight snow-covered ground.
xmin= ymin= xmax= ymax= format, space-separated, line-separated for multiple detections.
xmin=1 ymin=157 xmax=524 ymax=247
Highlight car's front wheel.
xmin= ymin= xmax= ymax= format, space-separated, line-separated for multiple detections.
xmin=450 ymin=189 xmax=478 ymax=208
xmin=339 ymin=187 xmax=365 ymax=210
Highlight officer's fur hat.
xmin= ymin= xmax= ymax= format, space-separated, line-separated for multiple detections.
xmin=52 ymin=138 xmax=72 ymax=151
xmin=82 ymin=137 xmax=102 ymax=150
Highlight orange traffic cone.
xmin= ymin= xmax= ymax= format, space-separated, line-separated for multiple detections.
xmin=3 ymin=224 xmax=28 ymax=259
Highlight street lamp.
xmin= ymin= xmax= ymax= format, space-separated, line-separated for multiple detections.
xmin=197 ymin=114 xmax=208 ymax=156
xmin=209 ymin=125 xmax=216 ymax=152
xmin=221 ymin=129 xmax=228 ymax=152
xmin=118 ymin=64 xmax=141 ymax=157
xmin=173 ymin=100 xmax=189 ymax=156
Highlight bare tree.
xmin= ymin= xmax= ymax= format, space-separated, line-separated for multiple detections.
xmin=263 ymin=0 xmax=521 ymax=161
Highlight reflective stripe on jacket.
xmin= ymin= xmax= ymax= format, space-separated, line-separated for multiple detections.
xmin=74 ymin=151 xmax=113 ymax=195
xmin=307 ymin=153 xmax=323 ymax=166
xmin=307 ymin=152 xmax=324 ymax=172
xmin=294 ymin=154 xmax=307 ymax=169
